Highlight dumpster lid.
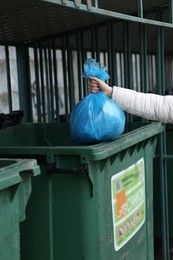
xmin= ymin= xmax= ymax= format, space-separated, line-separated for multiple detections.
xmin=0 ymin=158 xmax=40 ymax=191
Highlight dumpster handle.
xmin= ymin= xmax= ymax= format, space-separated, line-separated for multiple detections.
xmin=46 ymin=163 xmax=88 ymax=175
xmin=46 ymin=164 xmax=94 ymax=197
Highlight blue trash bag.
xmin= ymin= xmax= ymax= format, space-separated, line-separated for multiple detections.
xmin=70 ymin=91 xmax=125 ymax=145
xmin=69 ymin=58 xmax=125 ymax=145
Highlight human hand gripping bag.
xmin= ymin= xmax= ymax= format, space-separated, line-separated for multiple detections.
xmin=69 ymin=59 xmax=125 ymax=145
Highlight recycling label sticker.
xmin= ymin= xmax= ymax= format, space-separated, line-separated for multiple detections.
xmin=111 ymin=158 xmax=145 ymax=251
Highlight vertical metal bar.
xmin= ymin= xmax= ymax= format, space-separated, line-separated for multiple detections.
xmin=110 ymin=23 xmax=117 ymax=86
xmin=48 ymin=39 xmax=55 ymax=121
xmin=44 ymin=44 xmax=51 ymax=122
xmin=139 ymin=23 xmax=151 ymax=252
xmin=156 ymin=29 xmax=164 ymax=95
xmin=120 ymin=52 xmax=124 ymax=87
xmin=94 ymin=0 xmax=98 ymax=8
xmin=107 ymin=22 xmax=116 ymax=87
xmin=131 ymin=54 xmax=135 ymax=90
xmin=91 ymin=27 xmax=99 ymax=62
xmin=103 ymin=52 xmax=107 ymax=69
xmin=33 ymin=43 xmax=42 ymax=122
xmin=16 ymin=44 xmax=32 ymax=122
xmin=81 ymin=32 xmax=87 ymax=97
xmin=52 ymin=38 xmax=60 ymax=121
xmin=148 ymin=54 xmax=156 ymax=93
xmin=67 ymin=36 xmax=75 ymax=112
xmin=39 ymin=42 xmax=46 ymax=123
xmin=134 ymin=54 xmax=139 ymax=91
xmin=62 ymin=34 xmax=69 ymax=117
xmin=123 ymin=21 xmax=132 ymax=122
xmin=169 ymin=0 xmax=173 ymax=24
xmin=138 ymin=0 xmax=143 ymax=18
xmin=156 ymin=25 xmax=170 ymax=260
xmin=95 ymin=27 xmax=99 ymax=63
xmin=167 ymin=56 xmax=172 ymax=93
xmin=158 ymin=131 xmax=170 ymax=260
xmin=91 ymin=27 xmax=96 ymax=59
xmin=5 ymin=45 xmax=12 ymax=112
xmin=170 ymin=55 xmax=173 ymax=89
xmin=25 ymin=46 xmax=33 ymax=122
xmin=76 ymin=31 xmax=83 ymax=100
xmin=81 ymin=31 xmax=86 ymax=65
xmin=140 ymin=24 xmax=147 ymax=94
xmin=124 ymin=22 xmax=132 ymax=89
xmin=148 ymin=55 xmax=154 ymax=93
xmin=139 ymin=23 xmax=147 ymax=123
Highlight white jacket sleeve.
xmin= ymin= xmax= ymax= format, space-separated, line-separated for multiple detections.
xmin=112 ymin=86 xmax=173 ymax=123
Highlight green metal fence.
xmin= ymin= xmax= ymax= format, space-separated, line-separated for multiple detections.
xmin=0 ymin=1 xmax=173 ymax=259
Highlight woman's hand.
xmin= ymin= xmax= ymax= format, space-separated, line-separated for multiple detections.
xmin=88 ymin=76 xmax=113 ymax=97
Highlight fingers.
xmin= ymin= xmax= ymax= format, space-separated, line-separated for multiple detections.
xmin=89 ymin=86 xmax=100 ymax=93
xmin=88 ymin=76 xmax=112 ymax=97
xmin=89 ymin=76 xmax=102 ymax=84
xmin=88 ymin=78 xmax=100 ymax=93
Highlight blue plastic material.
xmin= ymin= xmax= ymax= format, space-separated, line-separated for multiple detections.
xmin=82 ymin=58 xmax=110 ymax=80
xmin=69 ymin=58 xmax=125 ymax=145
xmin=70 ymin=91 xmax=125 ymax=145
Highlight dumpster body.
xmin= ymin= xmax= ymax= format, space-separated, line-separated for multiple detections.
xmin=0 ymin=122 xmax=163 ymax=260
xmin=0 ymin=158 xmax=40 ymax=260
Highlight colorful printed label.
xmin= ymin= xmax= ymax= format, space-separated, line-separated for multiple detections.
xmin=111 ymin=158 xmax=145 ymax=251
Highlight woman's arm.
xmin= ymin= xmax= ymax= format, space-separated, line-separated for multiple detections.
xmin=112 ymin=87 xmax=173 ymax=123
xmin=89 ymin=76 xmax=173 ymax=123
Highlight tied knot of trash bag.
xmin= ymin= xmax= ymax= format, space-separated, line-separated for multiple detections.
xmin=81 ymin=58 xmax=110 ymax=80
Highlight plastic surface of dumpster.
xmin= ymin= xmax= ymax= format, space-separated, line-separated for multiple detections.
xmin=0 ymin=158 xmax=40 ymax=260
xmin=0 ymin=122 xmax=163 ymax=260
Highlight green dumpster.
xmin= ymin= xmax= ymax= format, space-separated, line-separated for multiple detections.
xmin=0 ymin=122 xmax=163 ymax=260
xmin=0 ymin=158 xmax=40 ymax=260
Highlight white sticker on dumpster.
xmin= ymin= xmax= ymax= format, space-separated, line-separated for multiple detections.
xmin=111 ymin=158 xmax=145 ymax=251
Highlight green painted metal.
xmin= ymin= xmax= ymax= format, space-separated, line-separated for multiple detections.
xmin=48 ymin=39 xmax=55 ymax=122
xmin=76 ymin=32 xmax=82 ymax=101
xmin=76 ymin=31 xmax=83 ymax=101
xmin=5 ymin=45 xmax=12 ymax=112
xmin=164 ymin=126 xmax=173 ymax=240
xmin=62 ymin=35 xmax=69 ymax=119
xmin=38 ymin=43 xmax=45 ymax=122
xmin=138 ymin=0 xmax=143 ymax=18
xmin=0 ymin=122 xmax=163 ymax=260
xmin=0 ymin=158 xmax=40 ymax=260
xmin=41 ymin=0 xmax=173 ymax=29
xmin=43 ymin=45 xmax=51 ymax=122
xmin=169 ymin=0 xmax=173 ymax=23
xmin=123 ymin=22 xmax=133 ymax=123
xmin=140 ymin=24 xmax=147 ymax=94
xmin=52 ymin=39 xmax=60 ymax=121
xmin=16 ymin=45 xmax=32 ymax=123
xmin=67 ymin=37 xmax=75 ymax=111
xmin=156 ymin=26 xmax=170 ymax=260
xmin=33 ymin=43 xmax=42 ymax=122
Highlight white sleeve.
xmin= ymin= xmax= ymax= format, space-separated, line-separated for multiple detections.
xmin=112 ymin=86 xmax=173 ymax=123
